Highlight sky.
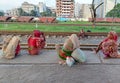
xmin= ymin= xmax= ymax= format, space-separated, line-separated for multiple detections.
xmin=0 ymin=0 xmax=92 ymax=11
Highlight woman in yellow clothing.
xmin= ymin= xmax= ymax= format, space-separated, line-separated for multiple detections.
xmin=55 ymin=34 xmax=80 ymax=65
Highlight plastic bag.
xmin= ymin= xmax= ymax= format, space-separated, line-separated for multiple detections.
xmin=71 ymin=48 xmax=86 ymax=63
xmin=0 ymin=50 xmax=4 ymax=58
xmin=66 ymin=56 xmax=75 ymax=67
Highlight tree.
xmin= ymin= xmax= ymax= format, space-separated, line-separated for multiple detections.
xmin=51 ymin=13 xmax=56 ymax=17
xmin=46 ymin=9 xmax=52 ymax=16
xmin=30 ymin=10 xmax=38 ymax=16
xmin=30 ymin=10 xmax=35 ymax=16
xmin=40 ymin=9 xmax=54 ymax=17
xmin=106 ymin=3 xmax=120 ymax=18
xmin=40 ymin=12 xmax=47 ymax=16
xmin=18 ymin=8 xmax=28 ymax=16
xmin=89 ymin=0 xmax=103 ymax=27
xmin=18 ymin=8 xmax=23 ymax=16
xmin=0 ymin=11 xmax=4 ymax=16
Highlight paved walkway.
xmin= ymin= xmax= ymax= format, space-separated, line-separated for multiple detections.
xmin=0 ymin=49 xmax=120 ymax=83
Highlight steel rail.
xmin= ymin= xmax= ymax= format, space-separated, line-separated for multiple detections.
xmin=0 ymin=43 xmax=97 ymax=50
xmin=0 ymin=43 xmax=120 ymax=50
xmin=0 ymin=30 xmax=114 ymax=36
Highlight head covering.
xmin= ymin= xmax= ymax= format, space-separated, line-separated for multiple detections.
xmin=108 ymin=31 xmax=118 ymax=42
xmin=33 ymin=30 xmax=42 ymax=37
xmin=57 ymin=34 xmax=80 ymax=60
xmin=101 ymin=31 xmax=118 ymax=57
xmin=69 ymin=34 xmax=80 ymax=49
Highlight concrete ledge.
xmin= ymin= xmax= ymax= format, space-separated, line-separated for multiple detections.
xmin=0 ymin=50 xmax=101 ymax=64
xmin=84 ymin=51 xmax=101 ymax=64
xmin=98 ymin=51 xmax=120 ymax=64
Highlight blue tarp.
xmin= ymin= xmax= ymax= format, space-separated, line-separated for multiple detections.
xmin=56 ymin=17 xmax=70 ymax=22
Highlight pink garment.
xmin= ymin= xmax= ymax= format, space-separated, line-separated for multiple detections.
xmin=101 ymin=31 xmax=119 ymax=57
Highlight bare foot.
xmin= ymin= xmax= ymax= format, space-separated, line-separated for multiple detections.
xmin=58 ymin=61 xmax=62 ymax=65
xmin=92 ymin=48 xmax=97 ymax=54
xmin=58 ymin=60 xmax=66 ymax=65
xmin=104 ymin=55 xmax=120 ymax=59
xmin=116 ymin=55 xmax=120 ymax=58
xmin=62 ymin=61 xmax=66 ymax=65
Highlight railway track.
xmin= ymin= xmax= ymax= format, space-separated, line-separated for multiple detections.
xmin=0 ymin=30 xmax=118 ymax=36
xmin=0 ymin=43 xmax=120 ymax=50
xmin=0 ymin=31 xmax=119 ymax=50
xmin=0 ymin=43 xmax=97 ymax=50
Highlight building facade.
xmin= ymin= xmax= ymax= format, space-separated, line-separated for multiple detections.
xmin=38 ymin=2 xmax=47 ymax=13
xmin=6 ymin=8 xmax=19 ymax=16
xmin=74 ymin=2 xmax=80 ymax=18
xmin=94 ymin=0 xmax=115 ymax=18
xmin=21 ymin=2 xmax=38 ymax=13
xmin=74 ymin=3 xmax=91 ymax=19
xmin=56 ymin=0 xmax=74 ymax=18
xmin=80 ymin=4 xmax=91 ymax=19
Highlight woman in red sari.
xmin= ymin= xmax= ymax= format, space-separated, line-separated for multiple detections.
xmin=95 ymin=31 xmax=120 ymax=58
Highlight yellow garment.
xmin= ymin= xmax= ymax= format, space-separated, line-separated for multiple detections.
xmin=56 ymin=34 xmax=80 ymax=60
xmin=2 ymin=35 xmax=13 ymax=52
xmin=2 ymin=36 xmax=20 ymax=59
xmin=69 ymin=34 xmax=80 ymax=50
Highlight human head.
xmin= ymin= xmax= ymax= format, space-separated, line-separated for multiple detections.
xmin=63 ymin=34 xmax=80 ymax=51
xmin=81 ymin=29 xmax=84 ymax=31
xmin=107 ymin=31 xmax=118 ymax=41
xmin=69 ymin=34 xmax=80 ymax=49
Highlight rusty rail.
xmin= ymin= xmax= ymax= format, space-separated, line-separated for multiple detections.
xmin=0 ymin=43 xmax=97 ymax=50
xmin=0 ymin=30 xmax=114 ymax=36
xmin=0 ymin=43 xmax=120 ymax=50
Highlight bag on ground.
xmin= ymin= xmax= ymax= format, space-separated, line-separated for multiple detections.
xmin=71 ymin=48 xmax=86 ymax=63
xmin=66 ymin=56 xmax=75 ymax=67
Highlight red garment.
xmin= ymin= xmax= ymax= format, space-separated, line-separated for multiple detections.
xmin=33 ymin=30 xmax=42 ymax=37
xmin=15 ymin=43 xmax=20 ymax=56
xmin=100 ymin=31 xmax=118 ymax=57
xmin=28 ymin=36 xmax=42 ymax=55
xmin=102 ymin=31 xmax=118 ymax=43
xmin=33 ymin=30 xmax=46 ymax=48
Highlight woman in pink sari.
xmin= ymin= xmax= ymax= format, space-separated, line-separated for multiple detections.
xmin=95 ymin=31 xmax=120 ymax=58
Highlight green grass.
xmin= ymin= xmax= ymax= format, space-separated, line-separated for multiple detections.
xmin=0 ymin=23 xmax=120 ymax=32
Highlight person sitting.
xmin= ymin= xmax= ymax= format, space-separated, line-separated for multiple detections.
xmin=1 ymin=35 xmax=20 ymax=59
xmin=55 ymin=34 xmax=80 ymax=65
xmin=28 ymin=30 xmax=46 ymax=55
xmin=94 ymin=31 xmax=120 ymax=58
xmin=78 ymin=29 xmax=85 ymax=39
